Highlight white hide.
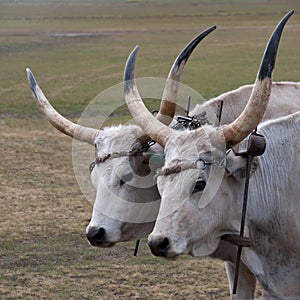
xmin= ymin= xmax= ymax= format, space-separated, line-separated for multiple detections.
xmin=88 ymin=82 xmax=300 ymax=243
xmin=87 ymin=83 xmax=300 ymax=299
xmin=86 ymin=124 xmax=160 ymax=244
xmin=150 ymin=112 xmax=300 ymax=298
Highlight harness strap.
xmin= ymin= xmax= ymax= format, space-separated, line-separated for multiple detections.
xmin=92 ymin=139 xmax=154 ymax=169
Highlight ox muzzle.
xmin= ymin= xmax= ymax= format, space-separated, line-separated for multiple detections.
xmin=148 ymin=236 xmax=173 ymax=258
xmin=86 ymin=226 xmax=114 ymax=247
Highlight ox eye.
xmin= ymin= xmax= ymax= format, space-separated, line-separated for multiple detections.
xmin=120 ymin=172 xmax=133 ymax=186
xmin=192 ymin=179 xmax=206 ymax=193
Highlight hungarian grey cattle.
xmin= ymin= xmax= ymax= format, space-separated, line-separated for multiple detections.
xmin=26 ymin=25 xmax=216 ymax=243
xmin=124 ymin=11 xmax=299 ymax=299
xmin=27 ymin=12 xmax=299 ymax=299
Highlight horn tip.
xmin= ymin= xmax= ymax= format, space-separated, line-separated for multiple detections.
xmin=26 ymin=68 xmax=36 ymax=88
xmin=258 ymin=10 xmax=293 ymax=80
xmin=26 ymin=68 xmax=39 ymax=100
xmin=124 ymin=45 xmax=140 ymax=93
xmin=170 ymin=25 xmax=216 ymax=79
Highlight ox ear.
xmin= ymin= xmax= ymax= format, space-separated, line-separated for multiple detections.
xmin=226 ymin=151 xmax=259 ymax=180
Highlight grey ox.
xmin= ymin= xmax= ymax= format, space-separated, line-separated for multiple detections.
xmin=27 ymin=11 xmax=299 ymax=300
xmin=124 ymin=11 xmax=299 ymax=299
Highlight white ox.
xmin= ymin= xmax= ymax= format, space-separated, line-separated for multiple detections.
xmin=26 ymin=25 xmax=217 ymax=244
xmin=27 ymin=13 xmax=299 ymax=299
xmin=124 ymin=11 xmax=299 ymax=299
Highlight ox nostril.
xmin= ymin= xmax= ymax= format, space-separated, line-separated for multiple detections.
xmin=86 ymin=227 xmax=106 ymax=246
xmin=148 ymin=237 xmax=170 ymax=257
xmin=158 ymin=237 xmax=169 ymax=252
xmin=93 ymin=227 xmax=105 ymax=241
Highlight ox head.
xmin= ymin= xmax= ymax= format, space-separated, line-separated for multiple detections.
xmin=26 ymin=26 xmax=216 ymax=247
xmin=123 ymin=11 xmax=293 ymax=257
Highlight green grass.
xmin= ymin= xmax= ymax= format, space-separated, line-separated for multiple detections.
xmin=0 ymin=1 xmax=299 ymax=299
xmin=0 ymin=0 xmax=299 ymax=117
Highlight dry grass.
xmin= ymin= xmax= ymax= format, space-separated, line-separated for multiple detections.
xmin=0 ymin=119 xmax=237 ymax=299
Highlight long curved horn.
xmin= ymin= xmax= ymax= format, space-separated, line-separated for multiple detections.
xmin=26 ymin=68 xmax=99 ymax=145
xmin=218 ymin=10 xmax=294 ymax=148
xmin=157 ymin=25 xmax=217 ymax=125
xmin=124 ymin=46 xmax=173 ymax=147
xmin=123 ymin=26 xmax=217 ymax=145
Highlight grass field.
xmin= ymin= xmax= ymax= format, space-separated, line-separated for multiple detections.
xmin=1 ymin=1 xmax=300 ymax=299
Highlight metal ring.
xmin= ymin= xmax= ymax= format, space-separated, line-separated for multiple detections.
xmin=194 ymin=158 xmax=207 ymax=170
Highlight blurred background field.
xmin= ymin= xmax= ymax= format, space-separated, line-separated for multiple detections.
xmin=1 ymin=0 xmax=300 ymax=117
xmin=1 ymin=1 xmax=299 ymax=299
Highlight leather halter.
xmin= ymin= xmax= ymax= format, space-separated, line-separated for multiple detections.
xmin=155 ymin=155 xmax=226 ymax=177
xmin=89 ymin=139 xmax=156 ymax=174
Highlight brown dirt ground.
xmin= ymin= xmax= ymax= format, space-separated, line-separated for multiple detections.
xmin=0 ymin=118 xmax=263 ymax=299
